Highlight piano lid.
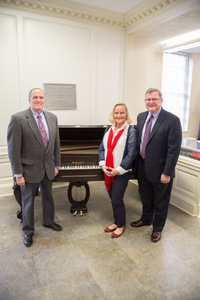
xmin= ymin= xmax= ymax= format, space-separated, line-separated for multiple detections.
xmin=59 ymin=125 xmax=108 ymax=145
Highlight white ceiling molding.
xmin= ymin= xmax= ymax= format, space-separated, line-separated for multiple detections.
xmin=0 ymin=0 xmax=124 ymax=28
xmin=0 ymin=0 xmax=186 ymax=30
xmin=123 ymin=0 xmax=178 ymax=28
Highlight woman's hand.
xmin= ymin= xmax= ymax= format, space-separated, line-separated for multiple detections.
xmin=101 ymin=166 xmax=119 ymax=177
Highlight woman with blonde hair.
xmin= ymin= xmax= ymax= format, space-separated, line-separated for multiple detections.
xmin=99 ymin=103 xmax=137 ymax=238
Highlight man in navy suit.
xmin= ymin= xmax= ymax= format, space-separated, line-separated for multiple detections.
xmin=131 ymin=88 xmax=182 ymax=242
xmin=7 ymin=88 xmax=62 ymax=247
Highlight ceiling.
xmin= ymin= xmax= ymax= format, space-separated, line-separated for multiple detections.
xmin=69 ymin=0 xmax=200 ymax=53
xmin=69 ymin=0 xmax=143 ymax=14
xmin=1 ymin=0 xmax=200 ymax=53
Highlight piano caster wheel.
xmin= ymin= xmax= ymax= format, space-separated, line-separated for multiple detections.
xmin=68 ymin=182 xmax=90 ymax=214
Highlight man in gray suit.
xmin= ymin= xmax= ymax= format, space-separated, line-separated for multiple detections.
xmin=7 ymin=88 xmax=62 ymax=247
xmin=131 ymin=88 xmax=182 ymax=242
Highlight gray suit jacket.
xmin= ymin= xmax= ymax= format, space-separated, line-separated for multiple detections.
xmin=7 ymin=108 xmax=61 ymax=183
xmin=137 ymin=108 xmax=182 ymax=182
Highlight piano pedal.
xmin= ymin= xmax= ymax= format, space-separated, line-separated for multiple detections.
xmin=70 ymin=206 xmax=87 ymax=215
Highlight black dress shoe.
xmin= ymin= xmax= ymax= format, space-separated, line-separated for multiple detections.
xmin=24 ymin=234 xmax=33 ymax=247
xmin=131 ymin=220 xmax=151 ymax=227
xmin=43 ymin=222 xmax=62 ymax=231
xmin=16 ymin=210 xmax=22 ymax=222
xmin=151 ymin=231 xmax=161 ymax=243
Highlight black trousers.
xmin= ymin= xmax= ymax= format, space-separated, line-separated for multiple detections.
xmin=137 ymin=156 xmax=173 ymax=232
xmin=21 ymin=173 xmax=55 ymax=235
xmin=108 ymin=172 xmax=130 ymax=228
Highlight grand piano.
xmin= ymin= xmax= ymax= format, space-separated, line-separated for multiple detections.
xmin=54 ymin=125 xmax=136 ymax=214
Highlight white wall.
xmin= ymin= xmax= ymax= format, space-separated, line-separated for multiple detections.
xmin=0 ymin=12 xmax=20 ymax=154
xmin=0 ymin=8 xmax=124 ymax=151
xmin=0 ymin=7 xmax=124 ymax=196
xmin=124 ymin=35 xmax=163 ymax=125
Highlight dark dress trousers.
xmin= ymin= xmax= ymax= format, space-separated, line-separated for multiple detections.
xmin=7 ymin=108 xmax=61 ymax=234
xmin=137 ymin=108 xmax=182 ymax=232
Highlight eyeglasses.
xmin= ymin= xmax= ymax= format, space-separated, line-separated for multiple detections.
xmin=145 ymin=98 xmax=161 ymax=102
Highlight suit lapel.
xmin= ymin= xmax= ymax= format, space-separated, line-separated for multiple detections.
xmin=26 ymin=108 xmax=46 ymax=149
xmin=44 ymin=112 xmax=52 ymax=149
xmin=138 ymin=112 xmax=149 ymax=145
xmin=149 ymin=108 xmax=165 ymax=142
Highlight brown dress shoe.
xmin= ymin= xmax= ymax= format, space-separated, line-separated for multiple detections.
xmin=130 ymin=220 xmax=151 ymax=227
xmin=151 ymin=231 xmax=161 ymax=243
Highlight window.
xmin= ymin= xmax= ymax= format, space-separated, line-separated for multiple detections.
xmin=161 ymin=52 xmax=190 ymax=131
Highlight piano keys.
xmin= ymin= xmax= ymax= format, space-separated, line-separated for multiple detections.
xmin=60 ymin=162 xmax=100 ymax=170
xmin=54 ymin=126 xmax=107 ymax=213
xmin=56 ymin=151 xmax=104 ymax=181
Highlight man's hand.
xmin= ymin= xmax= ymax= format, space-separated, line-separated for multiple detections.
xmin=16 ymin=176 xmax=25 ymax=186
xmin=55 ymin=168 xmax=59 ymax=177
xmin=160 ymin=174 xmax=170 ymax=184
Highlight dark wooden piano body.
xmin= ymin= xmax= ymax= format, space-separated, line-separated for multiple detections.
xmin=54 ymin=125 xmax=107 ymax=213
xmin=55 ymin=125 xmax=136 ymax=214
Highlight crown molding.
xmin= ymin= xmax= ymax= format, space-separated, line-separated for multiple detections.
xmin=123 ymin=0 xmax=179 ymax=28
xmin=0 ymin=0 xmax=192 ymax=30
xmin=0 ymin=0 xmax=124 ymax=28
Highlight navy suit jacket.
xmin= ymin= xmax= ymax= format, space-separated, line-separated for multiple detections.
xmin=137 ymin=108 xmax=182 ymax=182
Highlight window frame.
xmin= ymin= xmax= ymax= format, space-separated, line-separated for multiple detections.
xmin=161 ymin=51 xmax=190 ymax=132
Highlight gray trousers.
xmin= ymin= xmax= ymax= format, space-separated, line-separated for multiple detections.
xmin=21 ymin=173 xmax=55 ymax=235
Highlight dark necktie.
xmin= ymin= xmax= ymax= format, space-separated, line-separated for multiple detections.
xmin=141 ymin=114 xmax=153 ymax=159
xmin=37 ymin=115 xmax=48 ymax=148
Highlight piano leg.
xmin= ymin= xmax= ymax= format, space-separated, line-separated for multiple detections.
xmin=68 ymin=182 xmax=90 ymax=214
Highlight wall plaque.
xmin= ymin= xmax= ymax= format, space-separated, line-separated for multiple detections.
xmin=44 ymin=83 xmax=76 ymax=110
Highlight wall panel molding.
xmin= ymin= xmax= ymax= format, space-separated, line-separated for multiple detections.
xmin=0 ymin=153 xmax=13 ymax=197
xmin=171 ymin=156 xmax=200 ymax=217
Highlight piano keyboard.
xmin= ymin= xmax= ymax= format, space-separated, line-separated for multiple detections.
xmin=60 ymin=162 xmax=101 ymax=170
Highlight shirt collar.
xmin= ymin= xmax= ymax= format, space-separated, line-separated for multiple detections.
xmin=30 ymin=107 xmax=44 ymax=118
xmin=148 ymin=107 xmax=162 ymax=118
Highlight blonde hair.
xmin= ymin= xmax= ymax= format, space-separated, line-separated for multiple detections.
xmin=109 ymin=102 xmax=132 ymax=124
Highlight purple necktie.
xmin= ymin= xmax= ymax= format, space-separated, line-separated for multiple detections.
xmin=141 ymin=114 xmax=153 ymax=159
xmin=37 ymin=115 xmax=48 ymax=148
